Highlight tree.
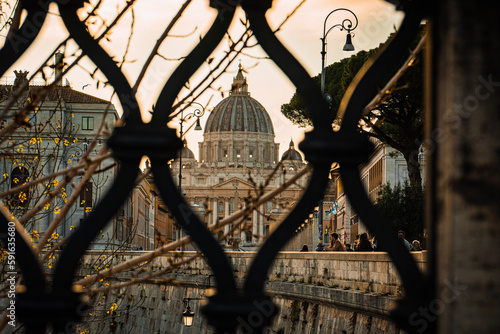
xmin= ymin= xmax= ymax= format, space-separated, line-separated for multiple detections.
xmin=0 ymin=1 xmax=313 ymax=332
xmin=281 ymin=29 xmax=426 ymax=186
xmin=374 ymin=183 xmax=424 ymax=245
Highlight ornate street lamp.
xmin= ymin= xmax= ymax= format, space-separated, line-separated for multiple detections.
xmin=317 ymin=9 xmax=358 ymax=251
xmin=320 ymin=8 xmax=359 ymax=95
xmin=182 ymin=302 xmax=195 ymax=327
xmin=182 ymin=297 xmax=202 ymax=327
xmin=177 ymin=101 xmax=206 ymax=193
xmin=176 ymin=102 xmax=206 ymax=247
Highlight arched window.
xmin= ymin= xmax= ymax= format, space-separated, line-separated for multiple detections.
xmin=80 ymin=181 xmax=93 ymax=207
xmin=11 ymin=167 xmax=30 ymax=207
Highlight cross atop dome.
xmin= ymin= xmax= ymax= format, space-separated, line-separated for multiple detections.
xmin=230 ymin=63 xmax=249 ymax=96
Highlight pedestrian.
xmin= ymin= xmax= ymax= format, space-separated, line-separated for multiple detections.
xmin=398 ymin=230 xmax=413 ymax=251
xmin=412 ymin=240 xmax=422 ymax=251
xmin=300 ymin=244 xmax=309 ymax=252
xmin=355 ymin=233 xmax=372 ymax=251
xmin=372 ymin=236 xmax=384 ymax=251
xmin=324 ymin=233 xmax=345 ymax=251
xmin=345 ymin=243 xmax=353 ymax=251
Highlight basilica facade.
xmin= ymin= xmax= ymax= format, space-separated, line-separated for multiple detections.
xmin=170 ymin=66 xmax=308 ymax=248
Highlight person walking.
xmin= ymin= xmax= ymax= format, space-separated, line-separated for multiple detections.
xmin=355 ymin=233 xmax=373 ymax=251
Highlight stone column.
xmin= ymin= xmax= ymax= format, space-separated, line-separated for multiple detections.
xmin=259 ymin=204 xmax=265 ymax=237
xmin=431 ymin=2 xmax=500 ymax=332
xmin=253 ymin=209 xmax=259 ymax=243
xmin=212 ymin=199 xmax=218 ymax=227
xmin=224 ymin=199 xmax=230 ymax=235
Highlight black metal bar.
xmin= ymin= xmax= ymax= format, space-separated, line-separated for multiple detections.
xmin=0 ymin=0 xmax=436 ymax=332
xmin=0 ymin=1 xmax=49 ymax=77
xmin=338 ymin=2 xmax=425 ymax=130
xmin=150 ymin=161 xmax=237 ymax=292
xmin=153 ymin=1 xmax=237 ymax=124
xmin=52 ymin=163 xmax=140 ymax=291
xmin=245 ymin=166 xmax=330 ymax=292
xmin=58 ymin=1 xmax=142 ymax=124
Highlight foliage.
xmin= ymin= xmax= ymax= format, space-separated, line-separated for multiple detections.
xmin=374 ymin=183 xmax=424 ymax=243
xmin=280 ymin=50 xmax=375 ymax=127
xmin=281 ymin=28 xmax=426 ymax=186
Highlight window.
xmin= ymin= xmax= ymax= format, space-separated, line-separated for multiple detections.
xmin=82 ymin=117 xmax=94 ymax=130
xmin=80 ymin=181 xmax=93 ymax=207
xmin=11 ymin=167 xmax=30 ymax=207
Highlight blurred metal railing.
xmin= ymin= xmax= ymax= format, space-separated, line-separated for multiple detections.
xmin=0 ymin=0 xmax=433 ymax=333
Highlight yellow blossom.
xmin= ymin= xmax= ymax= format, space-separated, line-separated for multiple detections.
xmin=30 ymin=138 xmax=37 ymax=144
xmin=44 ymin=203 xmax=50 ymax=210
xmin=12 ymin=177 xmax=19 ymax=184
xmin=64 ymin=139 xmax=69 ymax=146
xmin=109 ymin=303 xmax=117 ymax=312
xmin=37 ymin=137 xmax=42 ymax=143
xmin=70 ymin=226 xmax=75 ymax=231
xmin=67 ymin=159 xmax=72 ymax=164
xmin=54 ymin=138 xmax=60 ymax=144
xmin=3 ymin=173 xmax=8 ymax=179
xmin=52 ymin=232 xmax=59 ymax=240
xmin=19 ymin=192 xmax=27 ymax=203
xmin=73 ymin=138 xmax=78 ymax=143
xmin=52 ymin=180 xmax=59 ymax=186
xmin=54 ymin=207 xmax=61 ymax=215
xmin=85 ymin=207 xmax=92 ymax=213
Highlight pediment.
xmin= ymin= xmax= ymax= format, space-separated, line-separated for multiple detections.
xmin=213 ymin=177 xmax=255 ymax=190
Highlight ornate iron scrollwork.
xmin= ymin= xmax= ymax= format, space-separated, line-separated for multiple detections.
xmin=0 ymin=0 xmax=432 ymax=333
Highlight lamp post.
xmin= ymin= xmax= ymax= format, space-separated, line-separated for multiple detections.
xmin=317 ymin=8 xmax=358 ymax=251
xmin=176 ymin=102 xmax=205 ymax=247
xmin=320 ymin=8 xmax=358 ymax=95
xmin=177 ymin=102 xmax=205 ymax=194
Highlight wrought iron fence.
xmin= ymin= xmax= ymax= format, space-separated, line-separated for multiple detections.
xmin=0 ymin=0 xmax=433 ymax=333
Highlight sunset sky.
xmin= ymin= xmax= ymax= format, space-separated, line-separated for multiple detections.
xmin=1 ymin=0 xmax=404 ymax=159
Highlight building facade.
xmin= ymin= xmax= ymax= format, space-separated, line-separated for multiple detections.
xmin=334 ymin=138 xmax=425 ymax=245
xmin=0 ymin=70 xmax=120 ymax=249
xmin=170 ymin=66 xmax=308 ymax=249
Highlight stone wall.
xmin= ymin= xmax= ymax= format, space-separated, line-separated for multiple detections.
xmin=69 ymin=250 xmax=427 ymax=333
xmin=1 ymin=251 xmax=426 ymax=333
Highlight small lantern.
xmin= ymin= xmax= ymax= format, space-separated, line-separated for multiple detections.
xmin=182 ymin=303 xmax=195 ymax=327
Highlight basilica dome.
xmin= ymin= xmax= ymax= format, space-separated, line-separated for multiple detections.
xmin=204 ymin=65 xmax=274 ymax=135
xmin=281 ymin=139 xmax=303 ymax=161
xmin=176 ymin=140 xmax=196 ymax=160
